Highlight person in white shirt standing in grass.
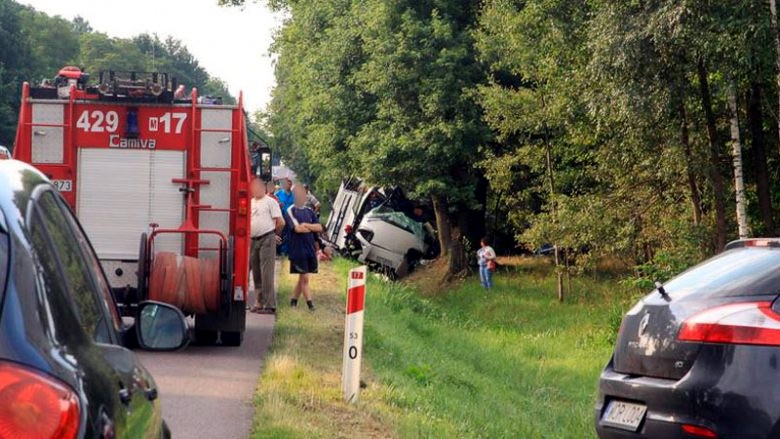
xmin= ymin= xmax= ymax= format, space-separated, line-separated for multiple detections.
xmin=477 ymin=237 xmax=497 ymax=289
xmin=249 ymin=178 xmax=285 ymax=314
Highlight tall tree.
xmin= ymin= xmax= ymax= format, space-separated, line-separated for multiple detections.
xmin=350 ymin=1 xmax=488 ymax=276
xmin=0 ymin=0 xmax=234 ymax=147
xmin=697 ymin=59 xmax=728 ymax=250
xmin=747 ymin=81 xmax=774 ymax=233
xmin=0 ymin=0 xmax=29 ymax=146
xmin=769 ymin=0 xmax=780 ymax=153
xmin=727 ymin=85 xmax=749 ymax=239
xmin=232 ymin=0 xmax=489 ymax=277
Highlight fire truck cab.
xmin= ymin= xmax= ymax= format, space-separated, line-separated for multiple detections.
xmin=14 ymin=67 xmax=252 ymax=346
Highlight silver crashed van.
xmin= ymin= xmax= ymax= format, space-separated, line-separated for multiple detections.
xmin=325 ymin=179 xmax=438 ymax=278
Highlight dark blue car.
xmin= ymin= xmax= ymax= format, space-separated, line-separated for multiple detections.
xmin=596 ymin=239 xmax=780 ymax=438
xmin=0 ymin=160 xmax=188 ymax=438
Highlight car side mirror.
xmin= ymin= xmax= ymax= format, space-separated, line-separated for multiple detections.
xmin=136 ymin=301 xmax=189 ymax=351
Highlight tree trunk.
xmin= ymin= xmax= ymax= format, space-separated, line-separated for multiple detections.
xmin=448 ymin=225 xmax=467 ymax=275
xmin=727 ymin=84 xmax=749 ymax=239
xmin=432 ymin=195 xmax=467 ymax=280
xmin=456 ymin=177 xmax=488 ymax=252
xmin=697 ymin=59 xmax=728 ymax=250
xmin=678 ymin=99 xmax=702 ymax=225
xmin=470 ymin=175 xmax=488 ymax=244
xmin=769 ymin=0 xmax=780 ymax=154
xmin=432 ymin=196 xmax=451 ymax=258
xmin=748 ymin=81 xmax=774 ymax=233
xmin=543 ymin=137 xmax=564 ymax=302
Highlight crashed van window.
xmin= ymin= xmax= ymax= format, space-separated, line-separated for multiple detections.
xmin=366 ymin=207 xmax=426 ymax=242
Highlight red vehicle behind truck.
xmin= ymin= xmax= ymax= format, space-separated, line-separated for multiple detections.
xmin=13 ymin=67 xmax=252 ymax=345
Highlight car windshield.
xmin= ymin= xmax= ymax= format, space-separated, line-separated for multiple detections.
xmin=366 ymin=207 xmax=425 ymax=241
xmin=664 ymin=248 xmax=780 ymax=299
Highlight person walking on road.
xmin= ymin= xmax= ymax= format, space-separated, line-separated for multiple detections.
xmin=285 ymin=186 xmax=323 ymax=311
xmin=250 ymin=179 xmax=284 ymax=314
xmin=477 ymin=237 xmax=497 ymax=289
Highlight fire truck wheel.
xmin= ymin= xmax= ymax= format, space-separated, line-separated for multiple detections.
xmin=221 ymin=331 xmax=243 ymax=347
xmin=137 ymin=233 xmax=149 ymax=300
xmin=193 ymin=330 xmax=218 ymax=346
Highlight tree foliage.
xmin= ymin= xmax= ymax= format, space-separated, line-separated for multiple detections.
xmin=255 ymin=0 xmax=491 ymax=274
xmin=221 ymin=0 xmax=780 ymax=284
xmin=0 ymin=0 xmax=233 ymax=146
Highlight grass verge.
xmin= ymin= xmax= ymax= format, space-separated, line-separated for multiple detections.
xmin=250 ymin=257 xmax=640 ymax=438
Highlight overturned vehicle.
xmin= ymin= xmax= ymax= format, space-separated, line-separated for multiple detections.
xmin=325 ymin=179 xmax=439 ymax=278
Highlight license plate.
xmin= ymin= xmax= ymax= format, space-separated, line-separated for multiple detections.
xmin=52 ymin=179 xmax=73 ymax=192
xmin=601 ymin=400 xmax=647 ymax=431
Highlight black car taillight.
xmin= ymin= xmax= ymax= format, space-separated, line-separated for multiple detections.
xmin=682 ymin=423 xmax=717 ymax=438
xmin=0 ymin=361 xmax=80 ymax=439
xmin=677 ymin=301 xmax=780 ymax=346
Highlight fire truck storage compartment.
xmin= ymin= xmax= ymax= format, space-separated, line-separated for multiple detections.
xmin=31 ymin=103 xmax=64 ymax=164
xmin=77 ymin=148 xmax=185 ymax=289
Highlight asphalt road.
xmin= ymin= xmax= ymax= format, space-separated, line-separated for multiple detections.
xmin=137 ymin=313 xmax=275 ymax=439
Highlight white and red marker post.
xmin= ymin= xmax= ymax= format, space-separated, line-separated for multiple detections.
xmin=342 ymin=265 xmax=367 ymax=403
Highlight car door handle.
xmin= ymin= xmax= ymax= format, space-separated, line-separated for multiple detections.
xmin=118 ymin=388 xmax=133 ymax=406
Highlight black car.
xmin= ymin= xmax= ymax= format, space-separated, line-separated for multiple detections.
xmin=0 ymin=160 xmax=189 ymax=438
xmin=596 ymin=239 xmax=780 ymax=438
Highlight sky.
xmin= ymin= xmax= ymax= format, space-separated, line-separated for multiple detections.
xmin=19 ymin=0 xmax=283 ymax=113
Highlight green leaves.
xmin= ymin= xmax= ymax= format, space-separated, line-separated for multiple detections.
xmin=0 ymin=1 xmax=234 ymax=146
xmin=267 ymin=0 xmax=488 ymax=204
xmin=253 ymin=0 xmax=780 ymax=279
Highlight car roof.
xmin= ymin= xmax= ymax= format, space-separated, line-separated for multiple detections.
xmin=0 ymin=160 xmax=50 ymax=229
xmin=724 ymin=238 xmax=780 ymax=250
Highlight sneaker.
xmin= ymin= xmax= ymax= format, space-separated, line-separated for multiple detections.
xmin=290 ymin=299 xmax=298 ymax=308
xmin=307 ymin=301 xmax=315 ymax=312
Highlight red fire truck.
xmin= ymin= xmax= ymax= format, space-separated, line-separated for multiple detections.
xmin=14 ymin=67 xmax=253 ymax=346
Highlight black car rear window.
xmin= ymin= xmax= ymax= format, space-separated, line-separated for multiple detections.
xmin=665 ymin=248 xmax=780 ymax=298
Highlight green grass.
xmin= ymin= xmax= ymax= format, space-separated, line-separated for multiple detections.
xmin=251 ymin=258 xmax=641 ymax=439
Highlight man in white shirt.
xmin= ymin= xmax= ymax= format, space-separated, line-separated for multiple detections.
xmin=250 ymin=179 xmax=284 ymax=314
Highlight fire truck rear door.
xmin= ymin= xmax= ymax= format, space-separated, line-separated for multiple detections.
xmin=77 ymin=149 xmax=185 ymax=261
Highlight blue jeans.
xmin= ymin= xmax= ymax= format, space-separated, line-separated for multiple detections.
xmin=479 ymin=265 xmax=493 ymax=289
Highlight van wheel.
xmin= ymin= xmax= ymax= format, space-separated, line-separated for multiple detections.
xmin=406 ymin=249 xmax=422 ymax=266
xmin=382 ymin=265 xmax=399 ymax=281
